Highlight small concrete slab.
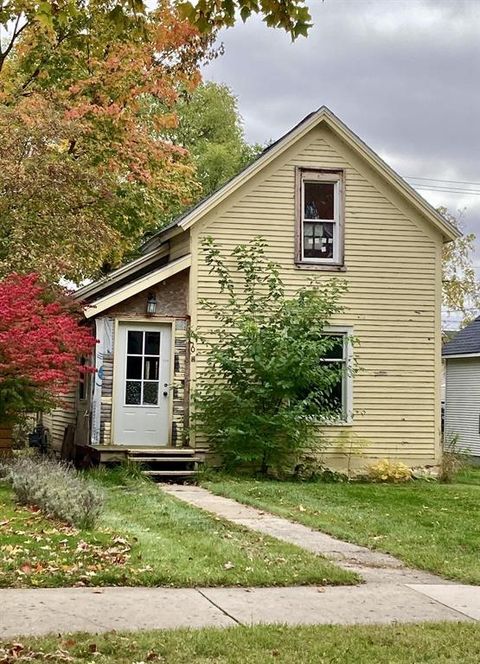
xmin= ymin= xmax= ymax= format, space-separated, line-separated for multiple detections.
xmin=0 ymin=587 xmax=235 ymax=638
xmin=408 ymin=584 xmax=480 ymax=621
xmin=200 ymin=585 xmax=471 ymax=626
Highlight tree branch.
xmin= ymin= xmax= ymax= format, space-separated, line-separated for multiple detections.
xmin=20 ymin=29 xmax=74 ymax=94
xmin=0 ymin=15 xmax=29 ymax=73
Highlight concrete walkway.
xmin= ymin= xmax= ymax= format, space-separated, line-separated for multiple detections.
xmin=1 ymin=484 xmax=478 ymax=638
xmin=162 ymin=484 xmax=448 ymax=585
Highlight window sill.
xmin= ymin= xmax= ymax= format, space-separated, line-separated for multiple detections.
xmin=295 ymin=262 xmax=346 ymax=272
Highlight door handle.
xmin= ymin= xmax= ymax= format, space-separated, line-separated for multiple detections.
xmin=163 ymin=391 xmax=168 ymax=397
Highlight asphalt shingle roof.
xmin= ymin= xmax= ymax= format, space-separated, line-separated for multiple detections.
xmin=442 ymin=316 xmax=480 ymax=357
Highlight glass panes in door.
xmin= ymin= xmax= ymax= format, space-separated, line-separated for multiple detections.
xmin=125 ymin=330 xmax=161 ymax=406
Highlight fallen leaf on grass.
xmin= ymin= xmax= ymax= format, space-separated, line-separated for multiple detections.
xmin=0 ymin=642 xmax=74 ymax=662
xmin=112 ymin=536 xmax=129 ymax=546
xmin=0 ymin=501 xmax=141 ymax=588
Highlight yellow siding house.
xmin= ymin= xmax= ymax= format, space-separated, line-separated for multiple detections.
xmin=47 ymin=107 xmax=459 ymax=473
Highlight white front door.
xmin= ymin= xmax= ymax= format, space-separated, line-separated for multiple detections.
xmin=113 ymin=322 xmax=172 ymax=446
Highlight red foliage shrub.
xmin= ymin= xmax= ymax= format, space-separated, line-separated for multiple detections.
xmin=0 ymin=273 xmax=95 ymax=419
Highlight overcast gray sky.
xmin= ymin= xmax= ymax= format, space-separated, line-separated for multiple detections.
xmin=202 ymin=0 xmax=480 ymax=325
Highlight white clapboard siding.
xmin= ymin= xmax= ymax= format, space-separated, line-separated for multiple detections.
xmin=191 ymin=124 xmax=443 ymax=464
xmin=43 ymin=388 xmax=77 ymax=453
xmin=444 ymin=358 xmax=480 ymax=457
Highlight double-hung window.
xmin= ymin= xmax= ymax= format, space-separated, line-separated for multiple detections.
xmin=296 ymin=169 xmax=344 ymax=268
xmin=316 ymin=328 xmax=353 ymax=424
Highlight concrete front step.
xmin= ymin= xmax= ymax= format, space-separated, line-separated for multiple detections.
xmin=127 ymin=448 xmax=195 ymax=456
xmin=127 ymin=448 xmax=200 ymax=480
xmin=143 ymin=470 xmax=197 ymax=478
xmin=127 ymin=456 xmax=196 ymax=463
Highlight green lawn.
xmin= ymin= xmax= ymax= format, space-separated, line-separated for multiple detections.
xmin=0 ymin=483 xmax=134 ymax=588
xmin=0 ymin=471 xmax=356 ymax=588
xmin=2 ymin=623 xmax=480 ymax=663
xmin=203 ymin=468 xmax=480 ymax=584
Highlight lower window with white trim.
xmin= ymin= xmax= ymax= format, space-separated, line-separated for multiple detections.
xmin=312 ymin=328 xmax=353 ymax=424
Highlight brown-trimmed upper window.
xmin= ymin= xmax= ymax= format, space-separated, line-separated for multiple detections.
xmin=296 ymin=169 xmax=344 ymax=268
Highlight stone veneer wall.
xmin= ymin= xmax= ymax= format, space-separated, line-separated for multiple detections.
xmin=99 ymin=338 xmax=114 ymax=446
xmin=172 ymin=318 xmax=189 ymax=446
xmin=97 ymin=269 xmax=190 ymax=447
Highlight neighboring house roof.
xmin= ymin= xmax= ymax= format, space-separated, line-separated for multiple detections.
xmin=442 ymin=317 xmax=480 ymax=357
xmin=83 ymin=254 xmax=191 ymax=319
xmin=140 ymin=105 xmax=460 ymax=253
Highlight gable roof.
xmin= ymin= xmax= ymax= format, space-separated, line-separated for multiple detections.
xmin=75 ymin=245 xmax=170 ymax=303
xmin=141 ymin=105 xmax=460 ymax=253
xmin=83 ymin=254 xmax=191 ymax=319
xmin=443 ymin=317 xmax=480 ymax=357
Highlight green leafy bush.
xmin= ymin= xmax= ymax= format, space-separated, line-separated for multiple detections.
xmin=293 ymin=453 xmax=348 ymax=483
xmin=193 ymin=236 xmax=353 ymax=475
xmin=1 ymin=457 xmax=103 ymax=528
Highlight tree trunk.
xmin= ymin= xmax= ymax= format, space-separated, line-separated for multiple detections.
xmin=0 ymin=423 xmax=13 ymax=458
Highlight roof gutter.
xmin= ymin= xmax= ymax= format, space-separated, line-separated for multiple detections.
xmin=75 ymin=244 xmax=170 ymax=302
xmin=443 ymin=352 xmax=480 ymax=359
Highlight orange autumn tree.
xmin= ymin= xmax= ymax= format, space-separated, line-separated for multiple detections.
xmin=0 ymin=1 xmax=313 ymax=283
xmin=0 ymin=2 xmax=214 ymax=282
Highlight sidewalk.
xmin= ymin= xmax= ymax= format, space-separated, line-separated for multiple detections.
xmin=1 ymin=484 xmax=478 ymax=638
xmin=0 ymin=583 xmax=477 ymax=638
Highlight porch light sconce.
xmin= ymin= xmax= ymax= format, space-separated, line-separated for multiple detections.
xmin=146 ymin=292 xmax=157 ymax=316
